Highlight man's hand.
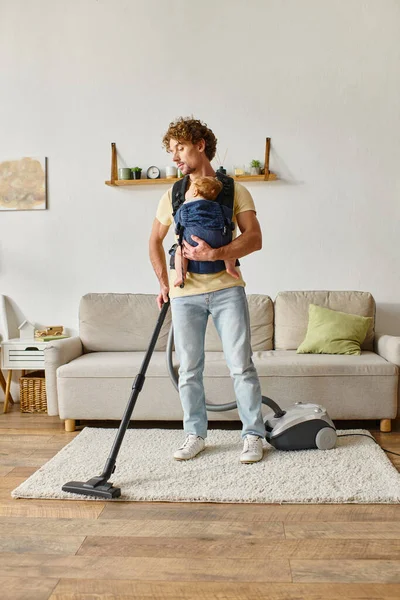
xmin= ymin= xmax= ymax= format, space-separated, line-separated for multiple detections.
xmin=182 ymin=236 xmax=216 ymax=261
xmin=157 ymin=284 xmax=169 ymax=310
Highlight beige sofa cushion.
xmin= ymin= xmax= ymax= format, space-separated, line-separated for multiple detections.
xmin=203 ymin=350 xmax=395 ymax=378
xmin=79 ymin=293 xmax=172 ymax=352
xmin=274 ymin=291 xmax=375 ymax=351
xmin=57 ymin=349 xmax=397 ymax=379
xmin=205 ymin=294 xmax=273 ymax=351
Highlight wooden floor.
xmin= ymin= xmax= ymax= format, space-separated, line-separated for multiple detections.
xmin=0 ymin=406 xmax=399 ymax=600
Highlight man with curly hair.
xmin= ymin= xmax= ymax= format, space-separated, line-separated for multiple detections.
xmin=149 ymin=117 xmax=265 ymax=463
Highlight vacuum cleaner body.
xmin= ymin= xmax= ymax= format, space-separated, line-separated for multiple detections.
xmin=264 ymin=401 xmax=337 ymax=451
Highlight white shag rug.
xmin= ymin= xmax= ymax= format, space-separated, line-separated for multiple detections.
xmin=11 ymin=428 xmax=400 ymax=504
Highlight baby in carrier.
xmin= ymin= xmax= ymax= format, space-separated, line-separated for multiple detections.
xmin=174 ymin=176 xmax=239 ymax=287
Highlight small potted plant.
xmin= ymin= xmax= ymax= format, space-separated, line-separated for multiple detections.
xmin=250 ymin=160 xmax=261 ymax=175
xmin=131 ymin=167 xmax=142 ymax=180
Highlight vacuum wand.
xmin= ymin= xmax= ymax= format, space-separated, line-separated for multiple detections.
xmin=62 ymin=300 xmax=170 ymax=499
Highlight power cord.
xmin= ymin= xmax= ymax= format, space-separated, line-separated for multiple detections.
xmin=337 ymin=433 xmax=400 ymax=457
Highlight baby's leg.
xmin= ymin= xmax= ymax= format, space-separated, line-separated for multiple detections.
xmin=174 ymin=246 xmax=188 ymax=287
xmin=225 ymin=259 xmax=240 ymax=279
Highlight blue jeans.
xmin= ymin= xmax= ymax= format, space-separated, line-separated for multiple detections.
xmin=171 ymin=286 xmax=265 ymax=439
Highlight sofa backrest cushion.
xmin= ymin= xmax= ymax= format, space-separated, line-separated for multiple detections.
xmin=274 ymin=291 xmax=375 ymax=351
xmin=205 ymin=294 xmax=273 ymax=351
xmin=79 ymin=293 xmax=172 ymax=352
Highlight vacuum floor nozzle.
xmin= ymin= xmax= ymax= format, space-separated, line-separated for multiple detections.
xmin=62 ymin=479 xmax=121 ymax=499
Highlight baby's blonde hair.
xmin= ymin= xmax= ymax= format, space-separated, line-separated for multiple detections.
xmin=193 ymin=176 xmax=223 ymax=201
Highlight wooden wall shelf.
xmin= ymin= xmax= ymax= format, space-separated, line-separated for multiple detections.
xmin=106 ymin=178 xmax=179 ymax=186
xmin=106 ymin=138 xmax=276 ymax=186
xmin=105 ymin=173 xmax=277 ymax=186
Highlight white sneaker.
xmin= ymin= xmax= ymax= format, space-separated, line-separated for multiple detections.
xmin=174 ymin=434 xmax=205 ymax=460
xmin=240 ymin=434 xmax=264 ymax=463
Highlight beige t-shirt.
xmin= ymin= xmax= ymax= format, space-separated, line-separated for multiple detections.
xmin=156 ymin=181 xmax=256 ymax=298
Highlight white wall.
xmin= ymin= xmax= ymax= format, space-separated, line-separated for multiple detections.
xmin=1 ymin=0 xmax=400 ymax=347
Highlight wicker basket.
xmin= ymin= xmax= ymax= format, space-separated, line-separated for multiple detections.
xmin=20 ymin=370 xmax=47 ymax=413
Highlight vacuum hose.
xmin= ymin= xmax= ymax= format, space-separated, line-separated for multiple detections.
xmin=166 ymin=324 xmax=286 ymax=417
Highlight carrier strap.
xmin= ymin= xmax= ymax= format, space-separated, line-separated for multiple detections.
xmin=176 ymin=224 xmax=185 ymax=288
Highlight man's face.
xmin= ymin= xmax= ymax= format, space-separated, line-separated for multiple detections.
xmin=169 ymin=138 xmax=203 ymax=175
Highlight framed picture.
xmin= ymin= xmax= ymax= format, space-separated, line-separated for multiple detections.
xmin=0 ymin=156 xmax=47 ymax=211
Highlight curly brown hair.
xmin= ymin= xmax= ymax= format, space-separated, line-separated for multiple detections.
xmin=193 ymin=177 xmax=223 ymax=201
xmin=162 ymin=117 xmax=217 ymax=161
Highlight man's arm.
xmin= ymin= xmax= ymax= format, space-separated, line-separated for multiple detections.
xmin=149 ymin=218 xmax=170 ymax=309
xmin=182 ymin=210 xmax=262 ymax=262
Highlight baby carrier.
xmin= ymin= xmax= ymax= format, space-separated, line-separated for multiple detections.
xmin=169 ymin=172 xmax=240 ymax=283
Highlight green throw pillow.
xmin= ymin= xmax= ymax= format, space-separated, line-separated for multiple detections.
xmin=297 ymin=304 xmax=373 ymax=355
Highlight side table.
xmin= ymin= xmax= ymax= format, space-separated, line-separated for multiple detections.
xmin=1 ymin=338 xmax=46 ymax=413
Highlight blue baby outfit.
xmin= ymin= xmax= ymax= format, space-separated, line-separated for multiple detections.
xmin=174 ymin=199 xmax=235 ymax=274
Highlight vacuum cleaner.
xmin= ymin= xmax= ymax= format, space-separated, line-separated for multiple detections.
xmin=263 ymin=400 xmax=337 ymax=451
xmin=62 ymin=300 xmax=171 ymax=499
xmin=62 ymin=302 xmax=336 ymax=499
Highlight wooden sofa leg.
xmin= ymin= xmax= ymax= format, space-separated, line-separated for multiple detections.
xmin=380 ymin=419 xmax=391 ymax=433
xmin=65 ymin=419 xmax=76 ymax=432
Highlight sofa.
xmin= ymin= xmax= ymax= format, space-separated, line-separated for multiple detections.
xmin=44 ymin=291 xmax=399 ymax=433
